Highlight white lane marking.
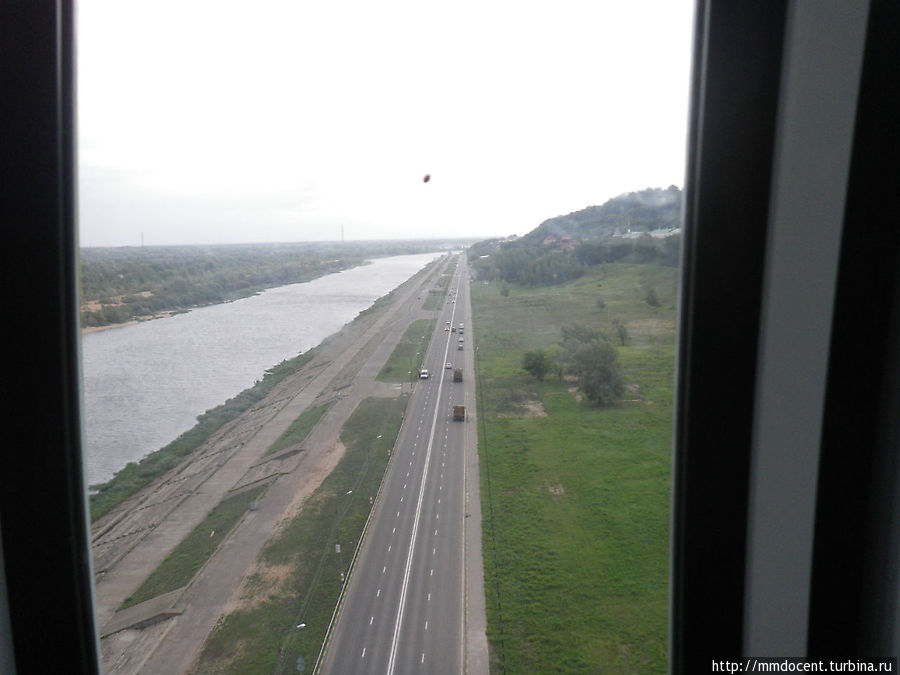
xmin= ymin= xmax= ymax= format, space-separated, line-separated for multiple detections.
xmin=425 ymin=621 xmax=428 ymax=631
xmin=377 ymin=588 xmax=381 ymax=597
xmin=370 ymin=616 xmax=374 ymax=625
xmin=362 ymin=648 xmax=366 ymax=658
xmin=382 ymin=566 xmax=386 ymax=574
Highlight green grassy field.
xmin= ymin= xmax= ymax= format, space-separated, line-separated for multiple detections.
xmin=121 ymin=403 xmax=334 ymax=610
xmin=422 ymin=287 xmax=446 ymax=311
xmin=121 ymin=482 xmax=269 ymax=609
xmin=194 ymin=395 xmax=408 ymax=673
xmin=472 ymin=263 xmax=676 ymax=673
xmin=376 ymin=318 xmax=437 ymax=382
xmin=263 ymin=402 xmax=332 ymax=458
xmin=422 ymin=260 xmax=457 ymax=310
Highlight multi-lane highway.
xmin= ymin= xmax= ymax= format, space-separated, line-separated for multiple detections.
xmin=320 ymin=255 xmax=478 ymax=674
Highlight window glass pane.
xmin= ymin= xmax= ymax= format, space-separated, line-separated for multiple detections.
xmin=77 ymin=2 xmax=692 ymax=672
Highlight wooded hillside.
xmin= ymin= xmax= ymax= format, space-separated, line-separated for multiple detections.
xmin=468 ymin=187 xmax=682 ymax=285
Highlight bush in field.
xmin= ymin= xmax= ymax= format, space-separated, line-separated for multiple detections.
xmin=522 ymin=348 xmax=553 ymax=381
xmin=612 ymin=318 xmax=628 ymax=346
xmin=559 ymin=324 xmax=625 ymax=405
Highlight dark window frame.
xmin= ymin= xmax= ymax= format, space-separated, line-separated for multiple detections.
xmin=3 ymin=1 xmax=900 ymax=672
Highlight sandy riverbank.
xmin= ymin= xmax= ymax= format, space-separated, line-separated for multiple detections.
xmin=81 ymin=311 xmax=181 ymax=335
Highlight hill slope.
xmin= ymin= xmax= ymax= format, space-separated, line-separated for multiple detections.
xmin=469 ymin=187 xmax=682 ymax=285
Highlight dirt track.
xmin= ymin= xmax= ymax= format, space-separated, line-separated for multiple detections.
xmin=94 ymin=258 xmax=448 ymax=674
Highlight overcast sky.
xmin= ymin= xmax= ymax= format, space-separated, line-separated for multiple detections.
xmin=77 ymin=0 xmax=694 ymax=247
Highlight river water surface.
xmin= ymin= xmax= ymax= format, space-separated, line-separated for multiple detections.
xmin=80 ymin=252 xmax=441 ymax=487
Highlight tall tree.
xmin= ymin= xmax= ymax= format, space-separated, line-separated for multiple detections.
xmin=522 ymin=349 xmax=553 ymax=381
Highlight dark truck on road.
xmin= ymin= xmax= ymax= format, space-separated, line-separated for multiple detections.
xmin=453 ymin=368 xmax=463 ymax=382
xmin=453 ymin=405 xmax=465 ymax=421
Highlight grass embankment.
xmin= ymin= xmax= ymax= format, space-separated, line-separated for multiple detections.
xmin=472 ymin=262 xmax=676 ymax=673
xmin=119 ymin=401 xmax=333 ymax=609
xmin=194 ymin=395 xmax=408 ymax=674
xmin=120 ymin=483 xmax=269 ymax=609
xmin=422 ymin=259 xmax=456 ymax=310
xmin=376 ymin=318 xmax=437 ymax=382
xmin=263 ymin=403 xmax=332 ymax=458
xmin=423 ymin=289 xmax=445 ymax=311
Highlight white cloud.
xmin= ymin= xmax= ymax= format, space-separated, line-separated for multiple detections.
xmin=77 ymin=0 xmax=694 ymax=246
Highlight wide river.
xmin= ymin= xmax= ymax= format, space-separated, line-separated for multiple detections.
xmin=80 ymin=252 xmax=442 ymax=487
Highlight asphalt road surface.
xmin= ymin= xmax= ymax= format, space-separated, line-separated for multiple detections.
xmin=321 ymin=258 xmax=475 ymax=674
